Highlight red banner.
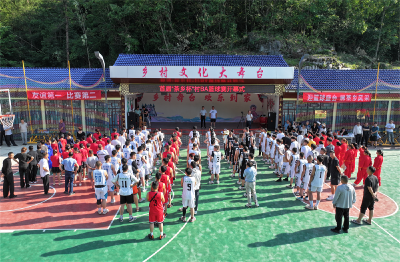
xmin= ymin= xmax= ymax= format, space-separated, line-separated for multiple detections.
xmin=303 ymin=93 xmax=372 ymax=103
xmin=159 ymin=85 xmax=245 ymax=93
xmin=27 ymin=90 xmax=101 ymax=100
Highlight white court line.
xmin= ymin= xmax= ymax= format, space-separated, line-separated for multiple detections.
xmin=143 ymin=220 xmax=189 ymax=262
xmin=0 ymin=185 xmax=56 ymax=213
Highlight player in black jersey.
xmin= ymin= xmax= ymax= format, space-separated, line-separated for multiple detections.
xmin=238 ymin=146 xmax=249 ymax=190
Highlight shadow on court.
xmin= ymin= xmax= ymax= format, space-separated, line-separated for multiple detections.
xmin=247 ymin=226 xmax=334 ymax=248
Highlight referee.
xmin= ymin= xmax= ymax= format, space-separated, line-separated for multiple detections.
xmin=200 ymin=106 xmax=207 ymax=128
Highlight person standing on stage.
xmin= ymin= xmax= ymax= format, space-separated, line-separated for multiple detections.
xmin=2 ymin=152 xmax=18 ymax=198
xmin=385 ymin=120 xmax=395 ymax=146
xmin=200 ymin=106 xmax=207 ymax=129
xmin=353 ymin=122 xmax=363 ymax=146
xmin=246 ymin=110 xmax=253 ymax=129
xmin=59 ymin=119 xmax=66 ymax=137
xmin=209 ymin=106 xmax=218 ymax=128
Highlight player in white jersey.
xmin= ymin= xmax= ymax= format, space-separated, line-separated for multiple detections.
xmin=93 ymin=161 xmax=109 ymax=214
xmin=309 ymin=144 xmax=319 ymax=163
xmin=145 ymin=140 xmax=154 ymax=172
xmin=110 ymin=150 xmax=121 ymax=174
xmin=136 ymin=146 xmax=147 ymax=191
xmin=141 ymin=126 xmax=150 ymax=139
xmin=297 ymin=155 xmax=314 ymax=201
xmin=188 ymin=143 xmax=201 ymax=161
xmin=287 ymin=147 xmax=299 ymax=189
xmin=112 ymin=164 xmax=139 ymax=222
xmin=274 ymin=139 xmax=285 ymax=175
xmin=123 ymin=141 xmax=132 ymax=159
xmin=96 ymin=144 xmax=109 ymax=164
xmin=209 ymin=145 xmax=222 ymax=184
xmin=180 ymin=168 xmax=197 ymax=222
xmin=268 ymin=135 xmax=277 ymax=168
xmin=265 ymin=133 xmax=272 ymax=164
xmin=276 ymin=144 xmax=291 ymax=182
xmin=134 ymin=130 xmax=143 ymax=147
xmin=115 ymin=145 xmax=123 ymax=159
xmin=294 ymin=152 xmax=308 ymax=195
xmin=306 ymin=155 xmax=327 ymax=210
xmin=128 ymin=125 xmax=135 ymax=138
xmin=289 ymin=136 xmax=299 ymax=151
xmin=103 ymin=155 xmax=117 ymax=204
xmin=301 ymin=141 xmax=311 ymax=161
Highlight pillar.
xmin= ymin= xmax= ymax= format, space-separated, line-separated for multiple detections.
xmin=41 ymin=100 xmax=46 ymax=129
xmin=81 ymin=100 xmax=86 ymax=131
xmin=121 ymin=94 xmax=126 ymax=128
xmin=386 ymin=100 xmax=392 ymax=123
xmin=332 ymin=102 xmax=337 ymax=132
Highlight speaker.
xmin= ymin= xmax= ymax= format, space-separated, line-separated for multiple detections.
xmin=267 ymin=112 xmax=276 ymax=131
xmin=127 ymin=112 xmax=139 ymax=127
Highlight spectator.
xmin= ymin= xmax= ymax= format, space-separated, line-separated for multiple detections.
xmin=59 ymin=119 xmax=66 ymax=137
xmin=27 ymin=146 xmax=39 ymax=184
xmin=61 ymin=152 xmax=78 ymax=195
xmin=246 ymin=110 xmax=253 ymax=129
xmin=38 ymin=152 xmax=50 ymax=195
xmin=14 ymin=147 xmax=34 ymax=188
xmin=284 ymin=120 xmax=290 ymax=131
xmin=338 ymin=127 xmax=348 ymax=136
xmin=331 ymin=175 xmax=356 ymax=233
xmin=143 ymin=106 xmax=151 ymax=127
xmin=385 ymin=120 xmax=395 ymax=146
xmin=19 ymin=119 xmax=28 ymax=145
xmin=76 ymin=126 xmax=85 ymax=141
xmin=362 ymin=122 xmax=370 ymax=147
xmin=244 ymin=162 xmax=259 ymax=208
xmin=353 ymin=122 xmax=363 ymax=146
xmin=351 ymin=166 xmax=379 ymax=226
xmin=311 ymin=122 xmax=319 ymax=135
xmin=66 ymin=133 xmax=74 ymax=146
xmin=370 ymin=122 xmax=379 ymax=148
xmin=327 ymin=151 xmax=341 ymax=201
xmin=0 ymin=123 xmax=5 ymax=147
xmin=2 ymin=152 xmax=18 ymax=198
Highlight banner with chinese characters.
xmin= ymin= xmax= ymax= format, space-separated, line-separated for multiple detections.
xmin=302 ymin=93 xmax=372 ymax=103
xmin=27 ymin=90 xmax=101 ymax=100
xmin=128 ymin=84 xmax=275 ymax=93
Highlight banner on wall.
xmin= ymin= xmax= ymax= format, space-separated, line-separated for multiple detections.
xmin=303 ymin=93 xmax=372 ymax=103
xmin=129 ymin=84 xmax=275 ymax=93
xmin=151 ymin=93 xmax=254 ymax=103
xmin=27 ymin=90 xmax=101 ymax=100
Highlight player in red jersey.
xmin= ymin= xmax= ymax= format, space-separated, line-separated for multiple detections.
xmin=79 ymin=139 xmax=88 ymax=148
xmin=51 ymin=138 xmax=59 ymax=151
xmin=155 ymin=172 xmax=166 ymax=196
xmin=90 ymin=139 xmax=99 ymax=155
xmin=86 ymin=133 xmax=93 ymax=144
xmin=73 ymin=147 xmax=83 ymax=186
xmin=147 ymin=181 xmax=166 ymax=240
xmin=62 ymin=145 xmax=71 ymax=159
xmin=159 ymin=166 xmax=171 ymax=215
xmin=111 ymin=128 xmax=119 ymax=140
xmin=79 ymin=143 xmax=88 ymax=180
xmin=59 ymin=134 xmax=67 ymax=152
xmin=162 ymin=145 xmax=175 ymax=163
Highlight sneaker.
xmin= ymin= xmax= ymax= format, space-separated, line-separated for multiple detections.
xmin=142 ymin=188 xmax=147 ymax=192
xmin=178 ymin=207 xmax=183 ymax=211
xmin=245 ymin=204 xmax=252 ymax=208
xmin=53 ymin=183 xmax=56 ymax=186
xmin=190 ymin=217 xmax=196 ymax=222
xmin=330 ymin=228 xmax=341 ymax=234
xmin=129 ymin=216 xmax=137 ymax=223
xmin=97 ymin=210 xmax=102 ymax=215
xmin=160 ymin=233 xmax=166 ymax=240
xmin=305 ymin=204 xmax=314 ymax=210
xmin=180 ymin=216 xmax=186 ymax=222
xmin=74 ymin=184 xmax=77 ymax=187
xmin=79 ymin=183 xmax=82 ymax=186
xmin=255 ymin=203 xmax=259 ymax=207
xmin=326 ymin=196 xmax=334 ymax=201
xmin=296 ymin=197 xmax=303 ymax=201
xmin=286 ymin=185 xmax=293 ymax=189
xmin=148 ymin=234 xmax=154 ymax=240
xmin=139 ymin=198 xmax=145 ymax=203
xmin=342 ymin=228 xmax=348 ymax=233
xmin=236 ymin=181 xmax=241 ymax=184
xmin=69 ymin=192 xmax=75 ymax=195
xmin=83 ymin=178 xmax=87 ymax=180
xmin=216 ymin=181 xmax=220 ymax=184
xmin=238 ymin=186 xmax=244 ymax=190
xmin=295 ymin=192 xmax=300 ymax=196
xmin=119 ymin=216 xmax=123 ymax=222
xmin=26 ymin=185 xmax=31 ymax=188
xmin=314 ymin=205 xmax=319 ymax=210
xmin=208 ymin=181 xmax=214 ymax=184
xmin=243 ymin=193 xmax=247 ymax=197
xmin=103 ymin=209 xmax=109 ymax=215
xmin=276 ymin=178 xmax=282 ymax=182
xmin=194 ymin=211 xmax=197 ymax=215
xmin=111 ymin=198 xmax=115 ymax=204
xmin=283 ymin=178 xmax=289 ymax=181
xmin=305 ymin=196 xmax=309 ymax=201
xmin=58 ymin=183 xmax=62 ymax=186
xmin=230 ymin=174 xmax=235 ymax=178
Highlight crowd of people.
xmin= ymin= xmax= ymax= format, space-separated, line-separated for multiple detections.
xmin=0 ymin=117 xmax=390 ymax=238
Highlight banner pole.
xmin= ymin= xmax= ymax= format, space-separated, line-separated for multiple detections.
xmin=22 ymin=60 xmax=34 ymax=135
xmin=68 ymin=61 xmax=75 ymax=136
xmin=373 ymin=63 xmax=380 ymax=123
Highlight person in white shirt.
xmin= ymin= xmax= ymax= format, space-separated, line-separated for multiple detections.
xmin=289 ymin=136 xmax=299 ymax=151
xmin=118 ymin=133 xmax=126 ymax=146
xmin=92 ymin=161 xmax=109 ymax=214
xmin=19 ymin=119 xmax=29 ymax=145
xmin=111 ymin=135 xmax=121 ymax=147
xmin=105 ymin=140 xmax=115 ymax=156
xmin=96 ymin=144 xmax=109 ymax=164
xmin=128 ymin=125 xmax=135 ymax=138
xmin=297 ymin=131 xmax=304 ymax=146
xmin=180 ymin=167 xmax=197 ymax=222
xmin=385 ymin=120 xmax=395 ymax=145
xmin=246 ymin=110 xmax=253 ymax=129
xmin=353 ymin=122 xmax=363 ymax=146
xmin=209 ymin=106 xmax=218 ymax=128
xmin=200 ymin=106 xmax=207 ymax=128
xmin=277 ymin=129 xmax=285 ymax=140
xmin=38 ymin=152 xmax=50 ymax=194
xmin=301 ymin=140 xmax=311 ymax=160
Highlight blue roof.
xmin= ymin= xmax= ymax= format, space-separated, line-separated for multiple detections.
xmin=0 ymin=67 xmax=114 ymax=89
xmin=286 ymin=69 xmax=400 ymax=92
xmin=113 ymin=54 xmax=289 ymax=67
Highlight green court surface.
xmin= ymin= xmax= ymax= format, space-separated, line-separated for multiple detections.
xmin=0 ymin=149 xmax=399 ymax=262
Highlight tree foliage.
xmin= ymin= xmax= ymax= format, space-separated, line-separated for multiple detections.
xmin=0 ymin=0 xmax=398 ymax=68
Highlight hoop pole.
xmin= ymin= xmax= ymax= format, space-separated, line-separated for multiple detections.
xmin=22 ymin=60 xmax=34 ymax=134
xmin=373 ymin=63 xmax=380 ymax=123
xmin=68 ymin=61 xmax=75 ymax=135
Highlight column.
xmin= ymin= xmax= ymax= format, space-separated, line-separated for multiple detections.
xmin=41 ymin=100 xmax=46 ymax=129
xmin=81 ymin=100 xmax=86 ymax=132
xmin=121 ymin=94 xmax=126 ymax=128
xmin=386 ymin=100 xmax=392 ymax=124
xmin=332 ymin=102 xmax=337 ymax=132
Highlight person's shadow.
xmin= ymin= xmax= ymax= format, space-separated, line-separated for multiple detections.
xmin=248 ymin=226 xmax=333 ymax=248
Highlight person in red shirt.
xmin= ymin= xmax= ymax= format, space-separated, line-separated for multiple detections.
xmin=79 ymin=143 xmax=88 ymax=181
xmin=147 ymin=181 xmax=166 ymax=240
xmin=97 ymin=137 xmax=105 ymax=148
xmin=160 ymin=166 xmax=171 ymax=215
xmin=101 ymin=135 xmax=108 ymax=145
xmin=73 ymin=140 xmax=80 ymax=149
xmin=111 ymin=128 xmax=119 ymax=140
xmin=339 ymin=139 xmax=348 ymax=166
xmin=313 ymin=135 xmax=320 ymax=146
xmin=334 ymin=141 xmax=342 ymax=166
xmin=86 ymin=133 xmax=93 ymax=144
xmin=72 ymin=147 xmax=83 ymax=186
xmin=50 ymin=149 xmax=62 ymax=186
xmin=353 ymin=149 xmax=372 ymax=186
xmin=90 ymin=139 xmax=99 ymax=155
xmin=373 ymin=149 xmax=383 ymax=186
xmin=59 ymin=135 xmax=67 ymax=152
xmin=162 ymin=145 xmax=175 ymax=163
xmin=62 ymin=145 xmax=71 ymax=159
xmin=79 ymin=139 xmax=88 ymax=148
xmin=350 ymin=143 xmax=358 ymax=175
xmin=93 ymin=129 xmax=101 ymax=140
xmin=155 ymin=172 xmax=166 ymax=196
xmin=343 ymin=144 xmax=355 ymax=178
xmin=321 ymin=132 xmax=328 ymax=147
xmin=51 ymin=138 xmax=58 ymax=151
xmin=332 ymin=135 xmax=339 ymax=147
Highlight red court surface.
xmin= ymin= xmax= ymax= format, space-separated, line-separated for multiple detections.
xmin=0 ymin=177 xmax=120 ymax=231
xmin=294 ymin=183 xmax=398 ymax=217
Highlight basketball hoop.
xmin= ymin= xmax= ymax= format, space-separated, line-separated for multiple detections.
xmin=0 ymin=114 xmax=15 ymax=127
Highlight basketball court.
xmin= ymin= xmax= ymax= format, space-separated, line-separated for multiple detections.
xmin=0 ymin=146 xmax=399 ymax=262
